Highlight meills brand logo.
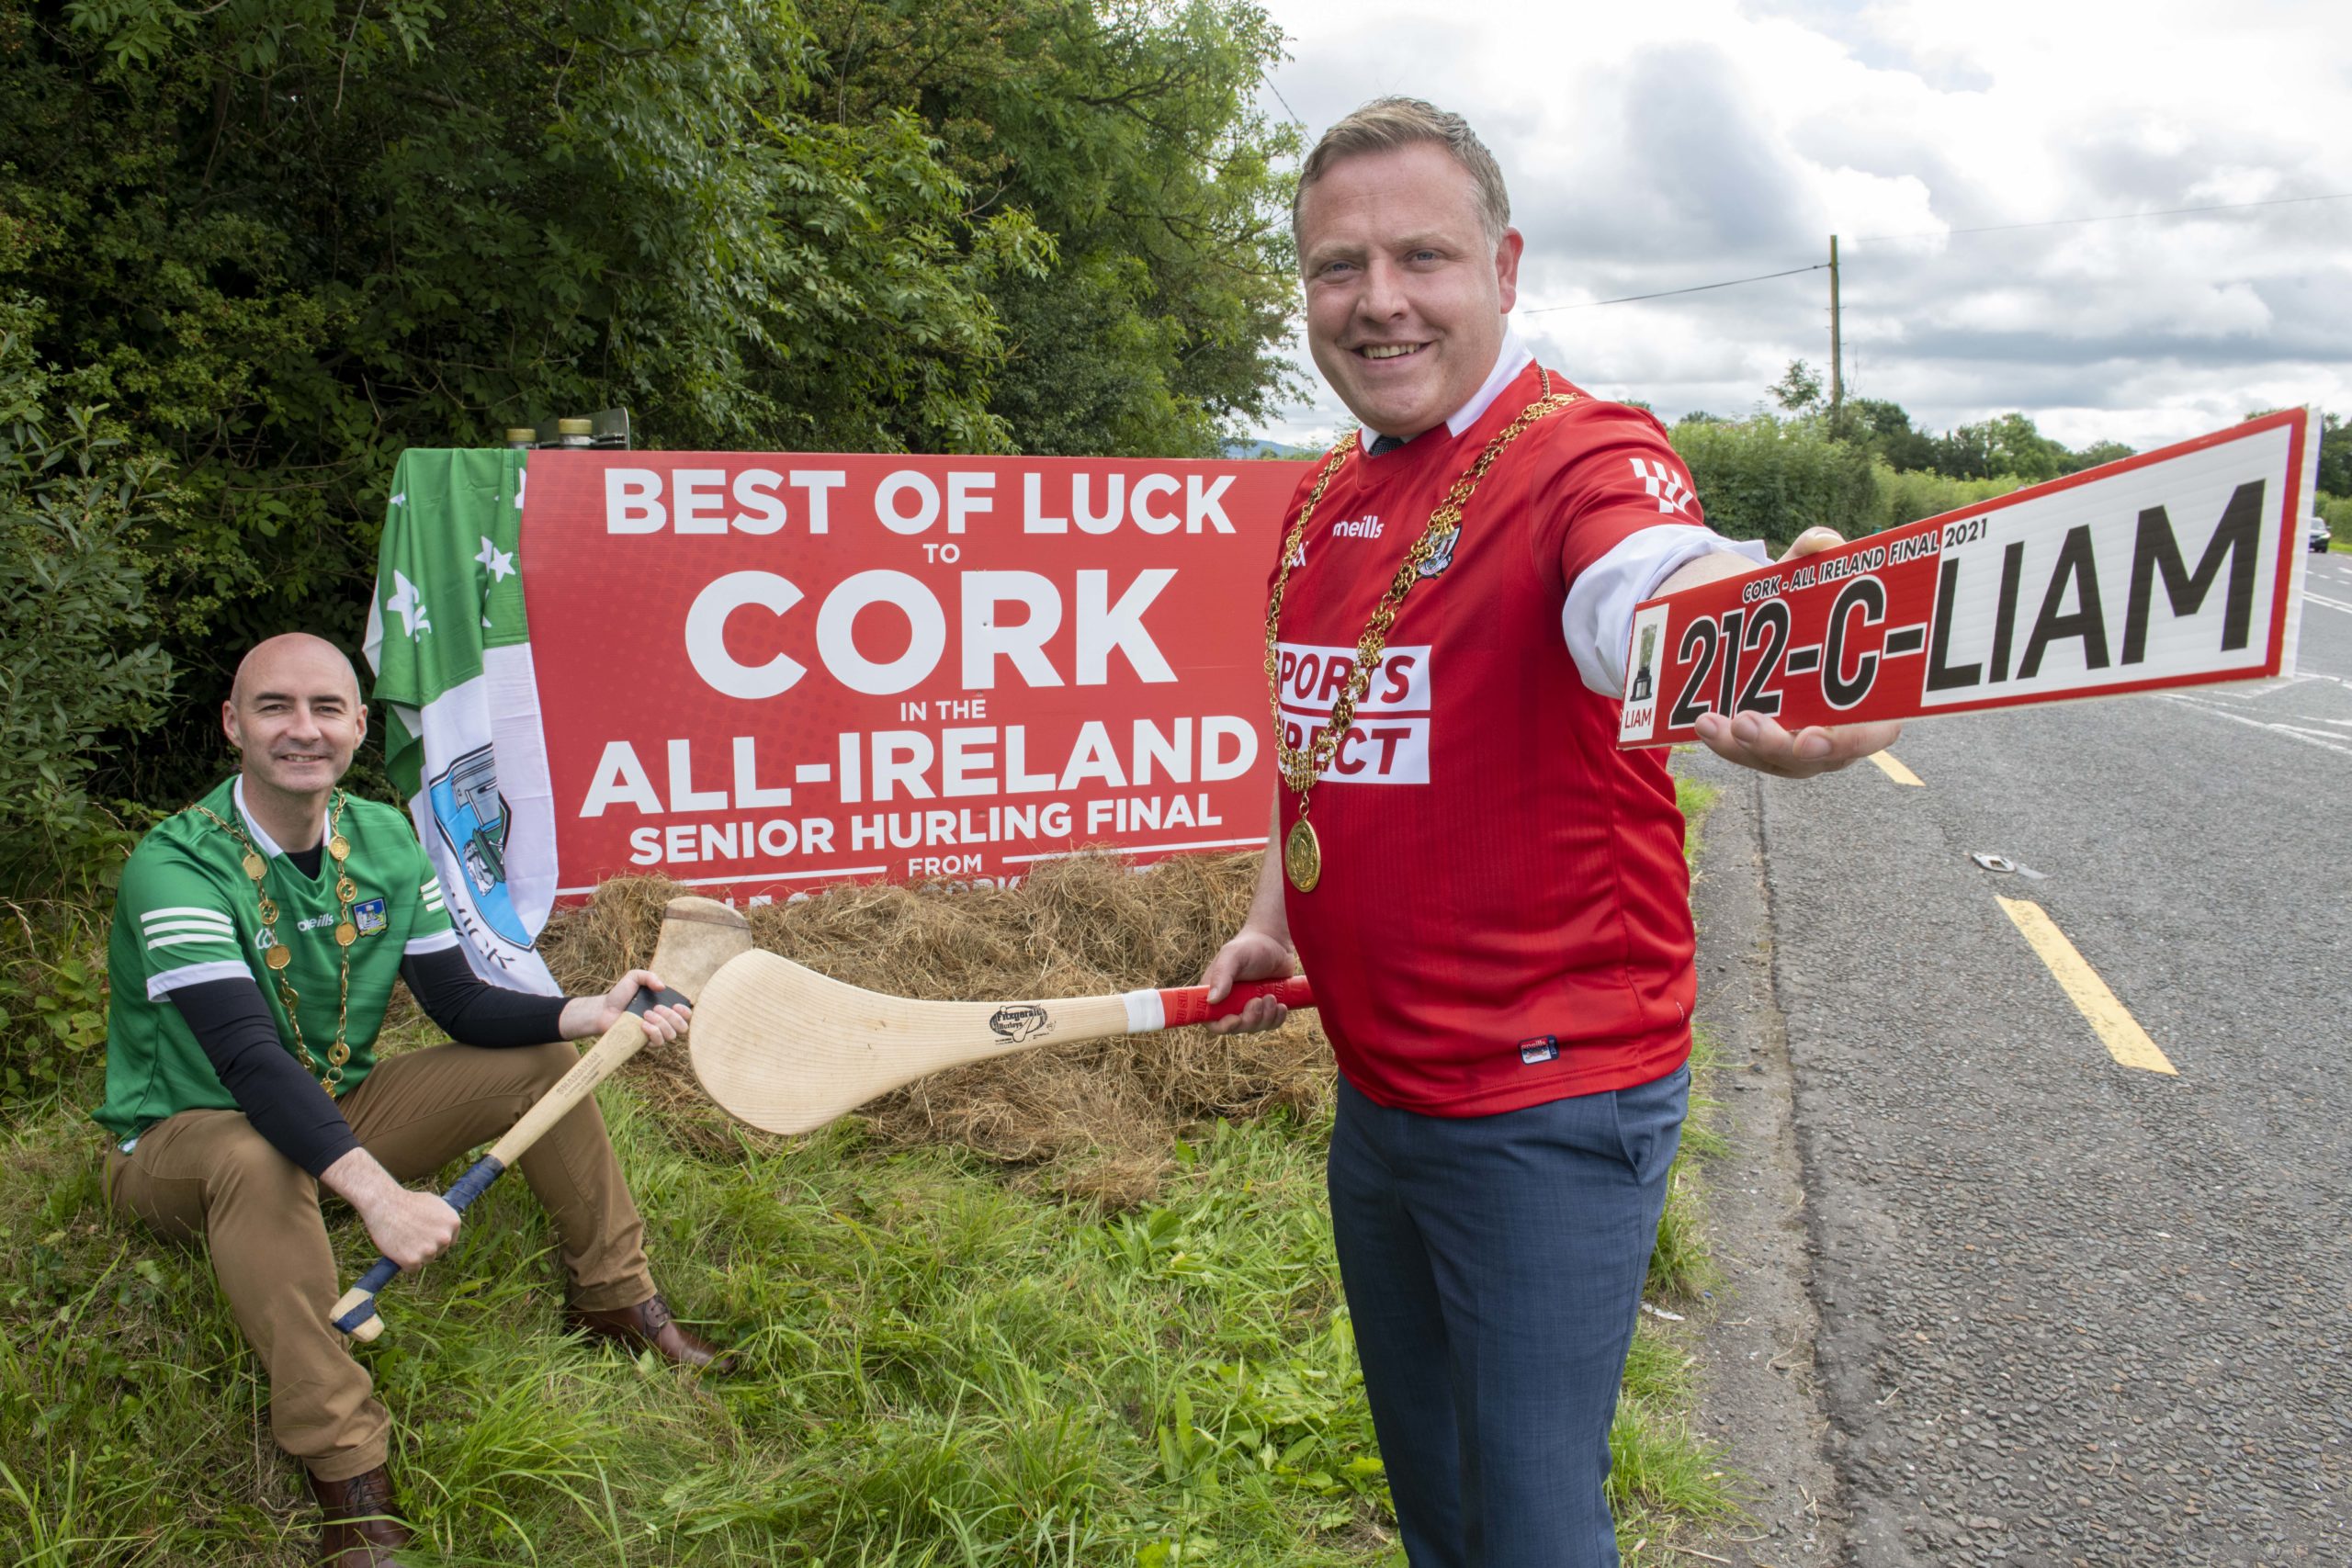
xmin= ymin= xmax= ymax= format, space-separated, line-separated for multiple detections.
xmin=1330 ymin=515 xmax=1383 ymax=539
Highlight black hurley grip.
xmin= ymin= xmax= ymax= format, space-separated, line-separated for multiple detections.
xmin=625 ymin=985 xmax=691 ymax=1017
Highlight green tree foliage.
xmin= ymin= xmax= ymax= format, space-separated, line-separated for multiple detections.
xmin=1669 ymin=413 xmax=1878 ymax=550
xmin=1 ymin=0 xmax=1297 ymax=810
xmin=1844 ymin=397 xmax=1938 ymax=473
xmin=1767 ymin=357 xmax=1824 ymax=416
xmin=0 ymin=291 xmax=173 ymax=885
xmin=2070 ymin=439 xmax=2134 ymax=472
xmin=1844 ymin=398 xmax=2132 ymax=487
xmin=1931 ymin=411 xmax=2072 ymax=483
xmin=798 ymin=0 xmax=1302 ymax=457
xmin=2313 ymin=411 xmax=2349 ymax=498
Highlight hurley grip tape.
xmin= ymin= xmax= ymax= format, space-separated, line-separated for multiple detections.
xmin=330 ymin=1152 xmax=512 ymax=1334
xmin=442 ymin=1153 xmax=507 ymax=1213
xmin=625 ymin=985 xmax=691 ymax=1018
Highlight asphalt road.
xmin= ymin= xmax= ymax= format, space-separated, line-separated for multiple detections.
xmin=1689 ymin=547 xmax=2352 ymax=1566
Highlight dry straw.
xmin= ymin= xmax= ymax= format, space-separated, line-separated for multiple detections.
xmin=535 ymin=855 xmax=1331 ymax=1206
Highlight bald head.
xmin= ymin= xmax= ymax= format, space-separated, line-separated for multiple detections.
xmin=232 ymin=633 xmax=362 ymax=710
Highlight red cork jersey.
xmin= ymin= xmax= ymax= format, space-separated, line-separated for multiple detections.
xmin=1269 ymin=365 xmax=1702 ymax=1115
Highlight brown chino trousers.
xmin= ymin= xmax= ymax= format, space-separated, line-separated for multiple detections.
xmin=104 ymin=1040 xmax=654 ymax=1482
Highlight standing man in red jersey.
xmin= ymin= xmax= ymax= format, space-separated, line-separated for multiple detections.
xmin=1202 ymin=98 xmax=1899 ymax=1567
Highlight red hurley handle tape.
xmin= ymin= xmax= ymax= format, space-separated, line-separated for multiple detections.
xmin=1158 ymin=976 xmax=1318 ymax=1029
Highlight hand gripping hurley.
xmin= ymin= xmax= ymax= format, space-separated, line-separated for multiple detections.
xmin=686 ymin=949 xmax=1317 ymax=1136
xmin=331 ymin=897 xmax=753 ymax=1340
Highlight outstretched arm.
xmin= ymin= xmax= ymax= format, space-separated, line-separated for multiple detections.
xmin=399 ymin=946 xmax=688 ymax=1046
xmin=1654 ymin=526 xmax=1905 ymax=777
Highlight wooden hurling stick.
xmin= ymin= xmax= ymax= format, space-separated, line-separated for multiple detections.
xmin=332 ymin=896 xmax=753 ymax=1341
xmin=687 ymin=947 xmax=1316 ymax=1137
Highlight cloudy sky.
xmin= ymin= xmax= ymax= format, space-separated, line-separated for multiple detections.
xmin=1252 ymin=0 xmax=2350 ymax=455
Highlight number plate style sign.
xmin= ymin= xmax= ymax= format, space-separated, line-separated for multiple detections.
xmin=1617 ymin=410 xmax=2317 ymax=749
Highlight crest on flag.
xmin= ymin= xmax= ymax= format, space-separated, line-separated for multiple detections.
xmin=426 ymin=744 xmax=529 ymax=947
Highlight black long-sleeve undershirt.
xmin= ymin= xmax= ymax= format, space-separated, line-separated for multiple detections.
xmin=164 ymin=944 xmax=572 ymax=1178
xmin=399 ymin=944 xmax=571 ymax=1049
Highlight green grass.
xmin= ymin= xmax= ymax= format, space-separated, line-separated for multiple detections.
xmin=0 ymin=774 xmax=1739 ymax=1563
xmin=0 ymin=1079 xmax=1735 ymax=1564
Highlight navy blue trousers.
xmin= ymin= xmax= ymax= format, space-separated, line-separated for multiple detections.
xmin=1328 ymin=1065 xmax=1689 ymax=1568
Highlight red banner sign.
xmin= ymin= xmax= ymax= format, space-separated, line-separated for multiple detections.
xmin=521 ymin=453 xmax=1307 ymax=899
xmin=1617 ymin=411 xmax=2315 ymax=748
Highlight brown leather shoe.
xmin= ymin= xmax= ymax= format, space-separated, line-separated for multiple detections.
xmin=308 ymin=1463 xmax=412 ymax=1566
xmin=566 ymin=1292 xmax=738 ymax=1373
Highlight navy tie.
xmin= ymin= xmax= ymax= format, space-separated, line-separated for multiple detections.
xmin=1367 ymin=434 xmax=1405 ymax=457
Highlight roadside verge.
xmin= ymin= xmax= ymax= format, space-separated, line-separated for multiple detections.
xmin=1679 ymin=759 xmax=1849 ymax=1565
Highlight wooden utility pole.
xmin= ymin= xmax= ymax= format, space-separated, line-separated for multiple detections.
xmin=1828 ymin=233 xmax=1843 ymax=422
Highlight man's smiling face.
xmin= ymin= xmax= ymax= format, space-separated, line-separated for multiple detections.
xmin=222 ymin=635 xmax=368 ymax=805
xmin=1296 ymin=141 xmax=1522 ymax=440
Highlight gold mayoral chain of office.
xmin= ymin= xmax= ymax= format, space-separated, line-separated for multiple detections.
xmin=1263 ymin=377 xmax=1579 ymax=893
xmin=187 ymin=794 xmax=363 ymax=1096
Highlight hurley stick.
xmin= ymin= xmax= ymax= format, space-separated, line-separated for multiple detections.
xmin=331 ymin=896 xmax=753 ymax=1341
xmin=687 ymin=948 xmax=1317 ymax=1136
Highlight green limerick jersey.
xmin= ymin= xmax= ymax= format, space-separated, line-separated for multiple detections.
xmin=93 ymin=776 xmax=460 ymax=1142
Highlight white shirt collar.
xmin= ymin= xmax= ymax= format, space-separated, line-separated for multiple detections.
xmin=1365 ymin=323 xmax=1536 ymax=447
xmin=233 ymin=775 xmax=328 ymax=859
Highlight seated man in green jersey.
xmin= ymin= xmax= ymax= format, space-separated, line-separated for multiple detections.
xmin=96 ymin=633 xmax=737 ymax=1567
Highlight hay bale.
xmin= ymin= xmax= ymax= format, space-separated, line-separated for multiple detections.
xmin=536 ymin=854 xmax=1331 ymax=1205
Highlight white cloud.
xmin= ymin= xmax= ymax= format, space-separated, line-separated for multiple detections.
xmin=1254 ymin=0 xmax=2352 ymax=454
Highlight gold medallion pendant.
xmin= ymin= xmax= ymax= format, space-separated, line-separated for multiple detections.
xmin=265 ymin=943 xmax=292 ymax=971
xmin=1283 ymin=818 xmax=1322 ymax=893
xmin=334 ymin=922 xmax=358 ymax=947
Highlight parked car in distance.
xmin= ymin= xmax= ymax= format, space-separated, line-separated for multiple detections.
xmin=2312 ymin=514 xmax=2335 ymax=553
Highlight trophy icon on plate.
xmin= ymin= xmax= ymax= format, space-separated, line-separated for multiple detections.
xmin=1630 ymin=624 xmax=1657 ymax=702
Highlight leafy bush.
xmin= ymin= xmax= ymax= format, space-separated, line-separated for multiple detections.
xmin=0 ymin=296 xmax=173 ymax=884
xmin=1871 ymin=461 xmax=2027 ymax=531
xmin=0 ymin=903 xmax=111 ymax=1103
xmin=2319 ymin=492 xmax=2352 ymax=548
xmin=1669 ymin=413 xmax=1879 ymax=550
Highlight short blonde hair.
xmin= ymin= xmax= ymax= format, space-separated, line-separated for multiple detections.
xmin=1293 ymin=97 xmax=1511 ymax=256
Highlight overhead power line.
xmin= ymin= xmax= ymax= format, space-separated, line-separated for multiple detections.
xmin=1514 ymin=187 xmax=2349 ymax=315
xmin=1521 ymin=263 xmax=1828 ymax=314
xmin=1262 ymin=77 xmax=1309 ymax=132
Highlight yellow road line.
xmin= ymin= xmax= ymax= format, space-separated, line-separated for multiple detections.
xmin=1996 ymin=897 xmax=2177 ymax=1075
xmin=1868 ymin=750 xmax=1925 ymax=785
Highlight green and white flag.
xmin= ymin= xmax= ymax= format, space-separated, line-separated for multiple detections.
xmin=362 ymin=449 xmax=561 ymax=992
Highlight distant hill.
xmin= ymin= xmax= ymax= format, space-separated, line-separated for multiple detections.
xmin=1221 ymin=438 xmax=1317 ymax=460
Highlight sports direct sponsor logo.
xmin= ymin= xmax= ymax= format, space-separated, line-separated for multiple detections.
xmin=1274 ymin=641 xmax=1431 ymax=784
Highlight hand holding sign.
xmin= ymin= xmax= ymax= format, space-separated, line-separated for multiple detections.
xmin=1619 ymin=411 xmax=2316 ymax=754
xmin=1685 ymin=527 xmax=1905 ymax=777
